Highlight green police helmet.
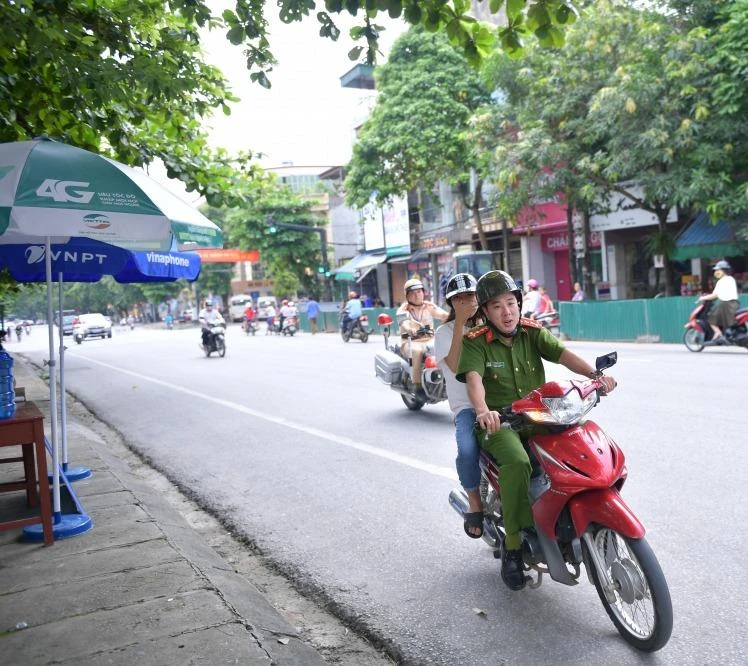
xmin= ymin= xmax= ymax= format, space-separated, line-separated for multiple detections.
xmin=475 ymin=270 xmax=523 ymax=310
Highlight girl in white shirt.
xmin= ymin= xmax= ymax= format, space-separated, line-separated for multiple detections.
xmin=434 ymin=274 xmax=485 ymax=538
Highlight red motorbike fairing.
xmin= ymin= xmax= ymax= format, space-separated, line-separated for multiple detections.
xmin=531 ymin=421 xmax=625 ymax=490
xmin=529 ymin=421 xmax=627 ymax=538
xmin=568 ymin=487 xmax=645 ymax=538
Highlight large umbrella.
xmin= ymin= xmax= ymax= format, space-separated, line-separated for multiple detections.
xmin=0 ymin=137 xmax=220 ymax=539
xmin=0 ymin=137 xmax=223 ymax=251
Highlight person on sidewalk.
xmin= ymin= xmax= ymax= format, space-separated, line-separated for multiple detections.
xmin=699 ymin=260 xmax=739 ymax=343
xmin=456 ymin=270 xmax=617 ymax=591
xmin=306 ymin=297 xmax=320 ymax=334
xmin=397 ymin=279 xmax=448 ymax=400
xmin=571 ymin=282 xmax=586 ymax=301
xmin=434 ymin=273 xmax=485 ymax=538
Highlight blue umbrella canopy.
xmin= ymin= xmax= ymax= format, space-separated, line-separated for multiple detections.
xmin=1 ymin=237 xmax=201 ymax=283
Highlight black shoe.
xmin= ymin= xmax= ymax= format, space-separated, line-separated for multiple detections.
xmin=414 ymin=387 xmax=427 ymax=401
xmin=501 ymin=548 xmax=526 ymax=591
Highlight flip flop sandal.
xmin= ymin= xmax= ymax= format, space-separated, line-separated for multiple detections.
xmin=463 ymin=511 xmax=484 ymax=539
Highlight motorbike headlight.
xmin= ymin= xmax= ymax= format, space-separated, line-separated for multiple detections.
xmin=525 ymin=388 xmax=598 ymax=425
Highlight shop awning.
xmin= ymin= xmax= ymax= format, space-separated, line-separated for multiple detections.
xmin=333 ymin=253 xmax=387 ymax=281
xmin=671 ymin=212 xmax=747 ymax=261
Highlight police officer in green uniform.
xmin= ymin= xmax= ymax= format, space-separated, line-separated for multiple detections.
xmin=456 ymin=270 xmax=617 ymax=590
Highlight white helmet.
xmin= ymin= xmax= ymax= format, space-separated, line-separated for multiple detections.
xmin=445 ymin=273 xmax=478 ymax=302
xmin=404 ymin=278 xmax=425 ymax=294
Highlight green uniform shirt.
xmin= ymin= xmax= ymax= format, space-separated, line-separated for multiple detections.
xmin=456 ymin=320 xmax=565 ymax=410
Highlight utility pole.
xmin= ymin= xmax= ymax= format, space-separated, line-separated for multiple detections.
xmin=267 ymin=220 xmax=333 ymax=301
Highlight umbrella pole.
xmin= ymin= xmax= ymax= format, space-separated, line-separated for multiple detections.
xmin=57 ymin=274 xmax=91 ymax=482
xmin=24 ymin=238 xmax=92 ymax=541
xmin=44 ymin=239 xmax=60 ymax=518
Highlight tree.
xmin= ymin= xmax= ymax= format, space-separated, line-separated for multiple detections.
xmin=207 ymin=183 xmax=327 ymax=298
xmin=344 ymin=26 xmax=494 ymax=246
xmin=485 ymin=0 xmax=745 ymax=296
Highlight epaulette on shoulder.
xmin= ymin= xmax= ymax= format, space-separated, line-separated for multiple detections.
xmin=520 ymin=317 xmax=543 ymax=329
xmin=465 ymin=325 xmax=490 ymax=340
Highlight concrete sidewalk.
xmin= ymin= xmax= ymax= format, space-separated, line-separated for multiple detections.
xmin=0 ymin=354 xmax=328 ymax=665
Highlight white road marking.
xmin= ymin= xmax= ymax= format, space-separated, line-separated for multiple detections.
xmin=76 ymin=355 xmax=458 ymax=481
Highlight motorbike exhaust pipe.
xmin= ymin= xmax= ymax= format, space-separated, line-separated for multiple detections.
xmin=448 ymin=488 xmax=469 ymax=518
xmin=449 ymin=488 xmax=501 ymax=548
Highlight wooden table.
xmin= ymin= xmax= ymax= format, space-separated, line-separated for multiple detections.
xmin=0 ymin=401 xmax=54 ymax=545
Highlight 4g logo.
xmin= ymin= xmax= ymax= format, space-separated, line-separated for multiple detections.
xmin=36 ymin=179 xmax=94 ymax=204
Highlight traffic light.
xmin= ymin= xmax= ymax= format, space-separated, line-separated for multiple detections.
xmin=268 ymin=225 xmax=277 ymax=233
xmin=317 ymin=265 xmax=325 ymax=274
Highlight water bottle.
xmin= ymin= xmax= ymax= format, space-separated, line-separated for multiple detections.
xmin=0 ymin=346 xmax=16 ymax=419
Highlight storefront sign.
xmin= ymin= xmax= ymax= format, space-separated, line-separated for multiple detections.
xmin=542 ymin=231 xmax=601 ymax=252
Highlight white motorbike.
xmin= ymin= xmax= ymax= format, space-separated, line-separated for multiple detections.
xmin=373 ymin=313 xmax=447 ymax=411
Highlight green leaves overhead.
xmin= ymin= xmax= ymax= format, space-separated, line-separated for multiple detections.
xmin=344 ymin=26 xmax=492 ymax=207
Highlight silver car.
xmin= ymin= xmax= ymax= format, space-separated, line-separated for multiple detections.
xmin=73 ymin=313 xmax=113 ymax=343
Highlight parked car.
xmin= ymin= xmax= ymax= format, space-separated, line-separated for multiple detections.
xmin=73 ymin=313 xmax=113 ymax=344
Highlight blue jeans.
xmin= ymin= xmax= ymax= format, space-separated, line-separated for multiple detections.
xmin=454 ymin=408 xmax=480 ymax=492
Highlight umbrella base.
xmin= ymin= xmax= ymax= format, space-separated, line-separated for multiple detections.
xmin=23 ymin=512 xmax=93 ymax=542
xmin=49 ymin=464 xmax=92 ymax=483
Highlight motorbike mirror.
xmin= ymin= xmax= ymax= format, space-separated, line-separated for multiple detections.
xmin=595 ymin=352 xmax=618 ymax=371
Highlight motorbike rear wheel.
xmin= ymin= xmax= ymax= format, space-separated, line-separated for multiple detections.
xmin=586 ymin=527 xmax=672 ymax=652
xmin=683 ymin=328 xmax=705 ymax=352
xmin=401 ymin=393 xmax=425 ymax=411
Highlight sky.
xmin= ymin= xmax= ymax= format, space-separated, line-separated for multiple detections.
xmin=199 ymin=6 xmax=406 ymax=169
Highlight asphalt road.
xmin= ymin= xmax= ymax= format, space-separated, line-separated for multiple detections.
xmin=14 ymin=322 xmax=747 ymax=665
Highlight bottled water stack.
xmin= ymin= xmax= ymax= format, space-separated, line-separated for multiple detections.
xmin=0 ymin=345 xmax=16 ymax=420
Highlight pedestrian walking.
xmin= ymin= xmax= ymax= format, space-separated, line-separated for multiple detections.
xmin=306 ymin=297 xmax=320 ymax=335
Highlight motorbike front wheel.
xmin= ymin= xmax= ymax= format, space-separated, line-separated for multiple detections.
xmin=341 ymin=329 xmax=350 ymax=342
xmin=683 ymin=328 xmax=705 ymax=352
xmin=401 ymin=393 xmax=425 ymax=411
xmin=360 ymin=332 xmax=369 ymax=343
xmin=586 ymin=528 xmax=672 ymax=652
xmin=217 ymin=338 xmax=226 ymax=357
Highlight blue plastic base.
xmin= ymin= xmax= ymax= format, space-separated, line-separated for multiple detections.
xmin=49 ymin=465 xmax=92 ymax=483
xmin=23 ymin=512 xmax=93 ymax=542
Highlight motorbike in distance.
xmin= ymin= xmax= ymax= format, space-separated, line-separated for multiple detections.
xmin=683 ymin=299 xmax=748 ymax=351
xmin=201 ymin=323 xmax=226 ymax=357
xmin=373 ymin=313 xmax=447 ymax=411
xmin=281 ymin=315 xmax=298 ymax=336
xmin=340 ymin=311 xmax=371 ymax=343
xmin=242 ymin=318 xmax=258 ymax=336
xmin=534 ymin=309 xmax=560 ymax=337
xmin=449 ymin=352 xmax=672 ymax=652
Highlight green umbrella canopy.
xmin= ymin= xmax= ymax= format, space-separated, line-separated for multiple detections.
xmin=0 ymin=137 xmax=223 ymax=251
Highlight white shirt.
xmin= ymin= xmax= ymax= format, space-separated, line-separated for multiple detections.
xmin=523 ymin=290 xmax=540 ymax=316
xmin=199 ymin=308 xmax=224 ymax=326
xmin=714 ymin=275 xmax=738 ymax=302
xmin=434 ymin=321 xmax=473 ymax=416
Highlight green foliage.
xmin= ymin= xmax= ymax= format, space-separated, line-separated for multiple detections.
xmin=484 ymin=0 xmax=747 ymax=295
xmin=344 ymin=26 xmax=493 ymax=207
xmin=206 ymin=183 xmax=326 ymax=297
xmin=0 ymin=0 xmax=271 ymax=209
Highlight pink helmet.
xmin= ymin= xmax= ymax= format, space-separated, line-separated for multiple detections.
xmin=526 ymin=279 xmax=539 ymax=289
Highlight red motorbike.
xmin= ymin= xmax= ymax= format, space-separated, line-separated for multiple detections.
xmin=449 ymin=352 xmax=672 ymax=652
xmin=683 ymin=299 xmax=748 ymax=351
